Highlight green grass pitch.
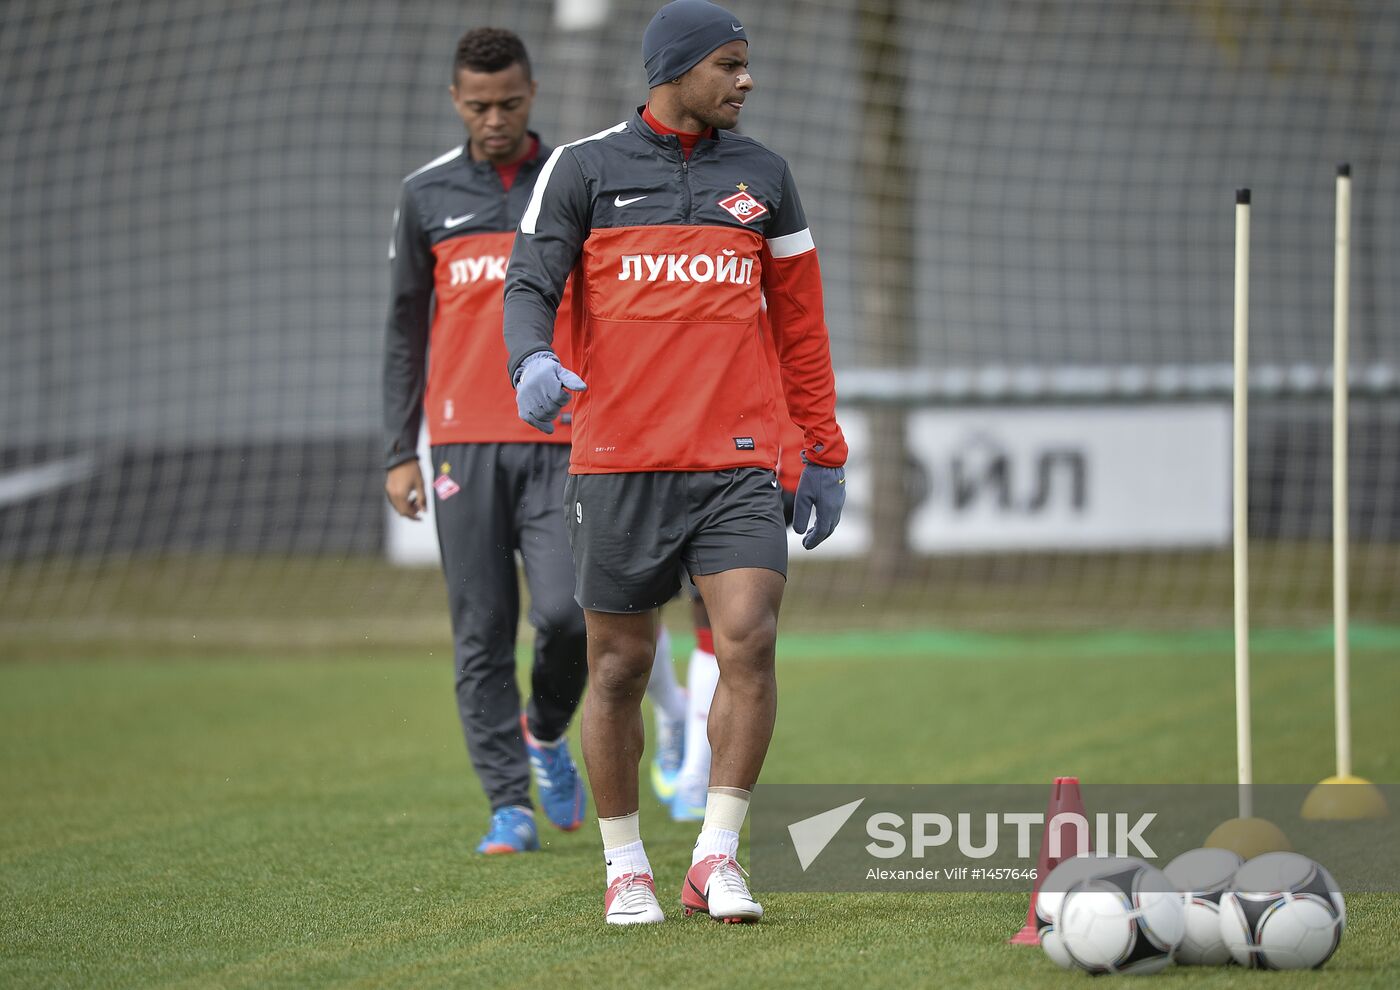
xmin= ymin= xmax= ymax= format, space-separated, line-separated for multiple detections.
xmin=3 ymin=631 xmax=1398 ymax=987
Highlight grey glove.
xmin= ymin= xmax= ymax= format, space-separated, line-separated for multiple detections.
xmin=514 ymin=351 xmax=586 ymax=434
xmin=792 ymin=458 xmax=846 ymax=549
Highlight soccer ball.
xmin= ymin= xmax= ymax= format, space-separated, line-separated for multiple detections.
xmin=1059 ymin=862 xmax=1186 ymax=975
xmin=1037 ymin=856 xmax=1116 ymax=968
xmin=1037 ymin=856 xmax=1146 ymax=969
xmin=1218 ymin=852 xmax=1346 ymax=970
xmin=1163 ymin=847 xmax=1243 ymax=966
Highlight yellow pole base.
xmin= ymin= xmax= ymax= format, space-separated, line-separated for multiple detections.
xmin=1301 ymin=775 xmax=1390 ymax=821
xmin=1204 ymin=817 xmax=1292 ymax=859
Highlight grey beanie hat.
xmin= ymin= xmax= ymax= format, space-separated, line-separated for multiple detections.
xmin=643 ymin=0 xmax=747 ymax=87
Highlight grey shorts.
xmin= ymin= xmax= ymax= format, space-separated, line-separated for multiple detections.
xmin=564 ymin=468 xmax=788 ymax=613
xmin=675 ymin=485 xmax=796 ymax=604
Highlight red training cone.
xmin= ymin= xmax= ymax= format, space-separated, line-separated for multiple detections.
xmin=1008 ymin=776 xmax=1088 ymax=945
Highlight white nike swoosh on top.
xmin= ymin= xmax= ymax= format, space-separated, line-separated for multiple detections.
xmin=614 ymin=194 xmax=647 ymax=207
xmin=732 ymin=23 xmax=743 ymax=31
xmin=443 ymin=213 xmax=475 ymax=228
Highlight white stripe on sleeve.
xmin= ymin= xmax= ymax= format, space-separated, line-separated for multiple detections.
xmin=403 ymin=145 xmax=464 ymax=181
xmin=521 ymin=121 xmax=629 ymax=235
xmin=766 ymin=228 xmax=815 ymax=259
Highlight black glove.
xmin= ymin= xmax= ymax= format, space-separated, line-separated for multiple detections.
xmin=792 ymin=458 xmax=845 ymax=549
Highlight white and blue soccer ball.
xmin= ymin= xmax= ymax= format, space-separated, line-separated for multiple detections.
xmin=1058 ymin=860 xmax=1186 ymax=975
xmin=1218 ymin=852 xmax=1346 ymax=970
xmin=1163 ymin=847 xmax=1243 ymax=966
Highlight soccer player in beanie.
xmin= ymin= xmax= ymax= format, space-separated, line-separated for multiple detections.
xmin=504 ymin=0 xmax=847 ymax=924
xmin=383 ymin=28 xmax=588 ymax=856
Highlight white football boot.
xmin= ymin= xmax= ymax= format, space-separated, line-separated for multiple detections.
xmin=604 ymin=872 xmax=665 ymax=925
xmin=682 ymin=854 xmax=763 ymax=923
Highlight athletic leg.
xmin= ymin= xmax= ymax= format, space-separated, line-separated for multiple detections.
xmin=507 ymin=443 xmax=589 ymax=831
xmin=678 ymin=469 xmax=785 ymax=921
xmin=565 ymin=471 xmax=685 ymax=922
xmin=689 ymin=567 xmax=784 ymax=791
xmin=513 ymin=443 xmax=588 ymax=741
xmin=580 ymin=608 xmax=658 ymax=817
xmin=432 ymin=444 xmax=535 ymax=837
xmin=586 ymin=608 xmax=669 ymax=924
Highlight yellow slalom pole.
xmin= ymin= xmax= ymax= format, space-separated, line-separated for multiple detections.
xmin=1233 ymin=189 xmax=1254 ymax=823
xmin=1334 ymin=164 xmax=1353 ymax=782
xmin=1303 ymin=163 xmax=1389 ymax=821
xmin=1206 ymin=189 xmax=1291 ymax=857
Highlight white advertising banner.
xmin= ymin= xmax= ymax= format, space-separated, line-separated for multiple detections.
xmin=904 ymin=404 xmax=1230 ymax=552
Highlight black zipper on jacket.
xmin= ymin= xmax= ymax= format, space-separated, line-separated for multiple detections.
xmin=490 ymin=157 xmax=512 ymax=222
xmin=682 ymin=155 xmax=692 ymax=223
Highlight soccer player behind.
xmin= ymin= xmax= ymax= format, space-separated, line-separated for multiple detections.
xmin=504 ymin=0 xmax=847 ymax=924
xmin=382 ymin=28 xmax=588 ymax=856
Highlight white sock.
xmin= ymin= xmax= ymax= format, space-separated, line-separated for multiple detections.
xmin=646 ymin=625 xmax=686 ymax=723
xmin=599 ymin=812 xmax=651 ymax=882
xmin=693 ymin=787 xmax=748 ymax=863
xmin=604 ymin=840 xmax=652 ymax=884
xmin=676 ymin=647 xmax=719 ymax=792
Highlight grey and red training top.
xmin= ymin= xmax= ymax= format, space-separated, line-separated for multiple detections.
xmin=383 ymin=134 xmax=574 ymax=470
xmin=503 ymin=108 xmax=846 ymax=475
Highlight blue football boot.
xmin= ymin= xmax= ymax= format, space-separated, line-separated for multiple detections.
xmin=670 ymin=774 xmax=707 ymax=822
xmin=522 ymin=714 xmax=587 ymax=831
xmin=476 ymin=805 xmax=540 ymax=855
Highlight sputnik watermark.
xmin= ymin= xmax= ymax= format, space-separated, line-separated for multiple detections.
xmin=752 ymin=784 xmax=1400 ymax=893
xmin=789 ymin=803 xmax=1153 ymax=871
xmin=864 ymin=811 xmax=1155 ymax=861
